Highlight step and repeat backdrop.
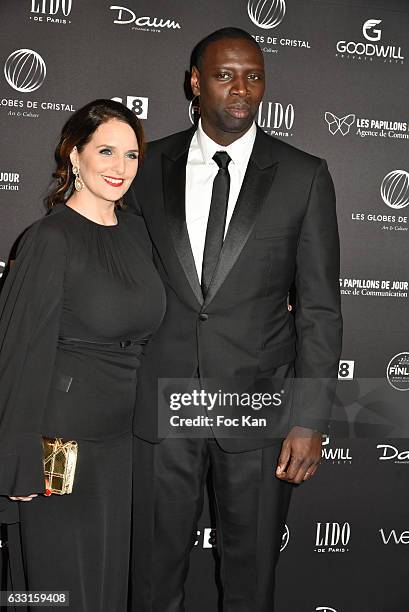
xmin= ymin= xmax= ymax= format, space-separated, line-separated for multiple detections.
xmin=1 ymin=1 xmax=408 ymax=611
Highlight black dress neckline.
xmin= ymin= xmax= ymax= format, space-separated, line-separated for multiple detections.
xmin=63 ymin=203 xmax=120 ymax=228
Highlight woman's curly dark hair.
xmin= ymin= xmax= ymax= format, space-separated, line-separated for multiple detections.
xmin=45 ymin=98 xmax=144 ymax=210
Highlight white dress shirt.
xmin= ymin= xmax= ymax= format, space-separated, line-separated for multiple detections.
xmin=185 ymin=119 xmax=257 ymax=277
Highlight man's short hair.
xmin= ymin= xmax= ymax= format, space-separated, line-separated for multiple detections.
xmin=192 ymin=27 xmax=262 ymax=70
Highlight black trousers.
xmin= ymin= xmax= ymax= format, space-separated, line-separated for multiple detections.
xmin=131 ymin=436 xmax=293 ymax=612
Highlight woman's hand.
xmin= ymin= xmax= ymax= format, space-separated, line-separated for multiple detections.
xmin=8 ymin=494 xmax=38 ymax=501
xmin=9 ymin=478 xmax=52 ymax=501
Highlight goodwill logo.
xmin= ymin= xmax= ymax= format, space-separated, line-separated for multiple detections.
xmin=322 ymin=436 xmax=352 ymax=465
xmin=109 ymin=5 xmax=181 ymax=33
xmin=316 ymin=608 xmax=338 ymax=612
xmin=363 ymin=19 xmax=382 ymax=42
xmin=29 ymin=0 xmax=73 ymax=24
xmin=336 ymin=18 xmax=404 ymax=64
xmin=4 ymin=49 xmax=46 ymax=93
xmin=0 ymin=262 xmax=5 ymax=278
xmin=386 ymin=352 xmax=409 ymax=391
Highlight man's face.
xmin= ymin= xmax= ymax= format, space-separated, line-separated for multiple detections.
xmin=191 ymin=37 xmax=265 ymax=145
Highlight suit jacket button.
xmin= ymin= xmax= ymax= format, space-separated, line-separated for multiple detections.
xmin=199 ymin=313 xmax=208 ymax=321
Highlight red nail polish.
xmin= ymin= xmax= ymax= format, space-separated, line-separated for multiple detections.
xmin=45 ymin=488 xmax=52 ymax=496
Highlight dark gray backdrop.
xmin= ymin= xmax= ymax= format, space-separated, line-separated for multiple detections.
xmin=1 ymin=1 xmax=408 ymax=611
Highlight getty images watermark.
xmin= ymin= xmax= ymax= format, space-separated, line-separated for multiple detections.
xmin=156 ymin=377 xmax=344 ymax=439
xmin=168 ymin=387 xmax=283 ymax=430
xmin=157 ymin=371 xmax=409 ymax=439
xmin=158 ymin=377 xmax=291 ymax=438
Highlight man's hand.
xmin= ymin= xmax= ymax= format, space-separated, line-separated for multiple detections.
xmin=276 ymin=426 xmax=323 ymax=484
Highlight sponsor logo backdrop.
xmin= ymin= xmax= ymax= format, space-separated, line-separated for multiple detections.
xmin=0 ymin=1 xmax=408 ymax=610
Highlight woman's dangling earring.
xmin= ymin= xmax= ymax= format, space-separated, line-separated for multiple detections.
xmin=72 ymin=165 xmax=84 ymax=192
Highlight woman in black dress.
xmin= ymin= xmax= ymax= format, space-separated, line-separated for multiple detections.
xmin=0 ymin=99 xmax=165 ymax=610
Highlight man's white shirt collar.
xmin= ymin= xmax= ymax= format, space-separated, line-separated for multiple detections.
xmin=196 ymin=119 xmax=257 ymax=170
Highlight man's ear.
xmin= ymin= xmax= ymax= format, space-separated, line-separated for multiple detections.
xmin=191 ymin=66 xmax=200 ymax=97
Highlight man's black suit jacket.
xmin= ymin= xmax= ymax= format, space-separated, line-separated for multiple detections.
xmin=126 ymin=126 xmax=342 ymax=452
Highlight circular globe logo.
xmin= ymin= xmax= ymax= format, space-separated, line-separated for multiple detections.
xmin=387 ymin=352 xmax=409 ymax=391
xmin=4 ymin=49 xmax=46 ymax=93
xmin=280 ymin=524 xmax=290 ymax=551
xmin=247 ymin=0 xmax=286 ymax=29
xmin=380 ymin=170 xmax=409 ymax=210
xmin=188 ymin=97 xmax=200 ymax=125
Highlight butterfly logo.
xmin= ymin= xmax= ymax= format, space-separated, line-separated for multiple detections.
xmin=325 ymin=112 xmax=356 ymax=135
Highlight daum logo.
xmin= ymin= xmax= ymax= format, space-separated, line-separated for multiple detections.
xmin=325 ymin=112 xmax=355 ymax=136
xmin=380 ymin=170 xmax=409 ymax=210
xmin=363 ymin=19 xmax=382 ymax=42
xmin=386 ymin=352 xmax=409 ymax=391
xmin=247 ymin=0 xmax=286 ymax=29
xmin=280 ymin=524 xmax=289 ymax=551
xmin=4 ymin=49 xmax=46 ymax=93
xmin=377 ymin=444 xmax=409 ymax=463
xmin=110 ymin=6 xmax=181 ymax=30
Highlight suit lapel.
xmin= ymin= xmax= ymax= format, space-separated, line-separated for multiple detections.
xmin=162 ymin=129 xmax=203 ymax=306
xmin=203 ymin=128 xmax=279 ymax=308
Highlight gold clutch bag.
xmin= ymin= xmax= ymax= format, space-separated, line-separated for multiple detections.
xmin=42 ymin=437 xmax=78 ymax=495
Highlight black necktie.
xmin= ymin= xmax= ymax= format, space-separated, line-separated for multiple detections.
xmin=201 ymin=151 xmax=231 ymax=296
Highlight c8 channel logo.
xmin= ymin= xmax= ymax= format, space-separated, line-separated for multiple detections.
xmin=111 ymin=96 xmax=149 ymax=119
xmin=338 ymin=360 xmax=354 ymax=380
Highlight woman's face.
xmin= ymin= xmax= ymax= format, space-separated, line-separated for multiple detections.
xmin=70 ymin=118 xmax=139 ymax=203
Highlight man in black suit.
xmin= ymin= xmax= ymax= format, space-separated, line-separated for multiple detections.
xmin=128 ymin=27 xmax=342 ymax=612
